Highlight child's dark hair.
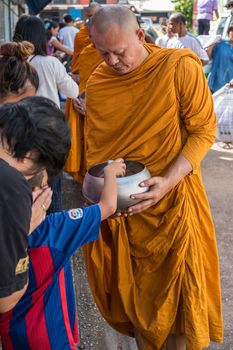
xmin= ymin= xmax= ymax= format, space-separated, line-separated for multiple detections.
xmin=0 ymin=41 xmax=39 ymax=99
xmin=13 ymin=15 xmax=48 ymax=56
xmin=0 ymin=96 xmax=71 ymax=176
xmin=44 ymin=20 xmax=59 ymax=41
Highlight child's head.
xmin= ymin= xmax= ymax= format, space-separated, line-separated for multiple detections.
xmin=0 ymin=41 xmax=38 ymax=103
xmin=44 ymin=20 xmax=59 ymax=41
xmin=0 ymin=96 xmax=71 ymax=178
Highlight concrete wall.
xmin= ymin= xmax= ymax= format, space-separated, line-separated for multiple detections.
xmin=0 ymin=0 xmax=25 ymax=43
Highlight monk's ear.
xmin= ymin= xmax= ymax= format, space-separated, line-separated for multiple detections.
xmin=136 ymin=28 xmax=145 ymax=43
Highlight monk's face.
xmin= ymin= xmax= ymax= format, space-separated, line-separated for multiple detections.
xmin=91 ymin=25 xmax=145 ymax=75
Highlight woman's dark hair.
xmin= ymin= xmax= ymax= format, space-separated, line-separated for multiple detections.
xmin=227 ymin=26 xmax=233 ymax=35
xmin=44 ymin=20 xmax=59 ymax=31
xmin=0 ymin=41 xmax=39 ymax=100
xmin=44 ymin=20 xmax=59 ymax=41
xmin=63 ymin=14 xmax=73 ymax=23
xmin=0 ymin=96 xmax=71 ymax=176
xmin=13 ymin=15 xmax=48 ymax=56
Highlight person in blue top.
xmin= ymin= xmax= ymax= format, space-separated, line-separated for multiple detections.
xmin=207 ymin=26 xmax=233 ymax=93
xmin=0 ymin=160 xmax=126 ymax=350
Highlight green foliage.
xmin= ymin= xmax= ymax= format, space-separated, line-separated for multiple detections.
xmin=172 ymin=0 xmax=194 ymax=31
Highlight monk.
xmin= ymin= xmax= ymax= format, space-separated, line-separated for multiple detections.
xmin=70 ymin=2 xmax=101 ymax=74
xmin=83 ymin=5 xmax=223 ymax=350
xmin=65 ymin=1 xmax=101 ymax=182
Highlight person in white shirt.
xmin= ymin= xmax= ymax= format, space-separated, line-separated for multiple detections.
xmin=59 ymin=14 xmax=79 ymax=51
xmin=156 ymin=20 xmax=176 ymax=48
xmin=13 ymin=15 xmax=79 ymax=108
xmin=45 ymin=20 xmax=73 ymax=56
xmin=168 ymin=12 xmax=209 ymax=65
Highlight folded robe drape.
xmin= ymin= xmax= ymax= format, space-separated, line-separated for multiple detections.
xmin=65 ymin=44 xmax=103 ymax=182
xmin=71 ymin=25 xmax=91 ymax=74
xmin=83 ymin=44 xmax=223 ymax=350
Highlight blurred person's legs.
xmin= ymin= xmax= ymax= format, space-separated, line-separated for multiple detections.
xmin=198 ymin=19 xmax=210 ymax=35
xmin=134 ymin=327 xmax=146 ymax=350
xmin=166 ymin=334 xmax=185 ymax=350
xmin=134 ymin=327 xmax=186 ymax=350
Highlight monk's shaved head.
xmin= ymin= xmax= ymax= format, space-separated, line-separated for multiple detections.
xmin=89 ymin=5 xmax=147 ymax=75
xmin=90 ymin=5 xmax=139 ymax=35
xmin=86 ymin=1 xmax=101 ymax=19
xmin=87 ymin=1 xmax=101 ymax=10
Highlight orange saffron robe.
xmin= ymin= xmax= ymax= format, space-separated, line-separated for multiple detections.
xmin=71 ymin=25 xmax=91 ymax=74
xmin=65 ymin=43 xmax=103 ymax=182
xmin=83 ymin=45 xmax=223 ymax=350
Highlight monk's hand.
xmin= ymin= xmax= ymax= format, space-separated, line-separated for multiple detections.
xmin=127 ymin=176 xmax=172 ymax=215
xmin=73 ymin=97 xmax=86 ymax=115
xmin=110 ymin=210 xmax=127 ymax=219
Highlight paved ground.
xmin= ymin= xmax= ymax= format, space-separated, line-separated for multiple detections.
xmin=62 ymin=143 xmax=233 ymax=350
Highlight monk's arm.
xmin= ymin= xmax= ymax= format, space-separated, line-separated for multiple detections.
xmin=127 ymin=56 xmax=215 ymax=215
xmin=176 ymin=56 xmax=216 ymax=172
xmin=127 ymin=154 xmax=192 ymax=215
xmin=159 ymin=153 xmax=192 ymax=190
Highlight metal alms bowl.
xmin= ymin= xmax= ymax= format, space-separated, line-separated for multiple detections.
xmin=82 ymin=160 xmax=151 ymax=210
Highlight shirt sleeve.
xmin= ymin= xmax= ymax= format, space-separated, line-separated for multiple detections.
xmin=31 ymin=204 xmax=101 ymax=257
xmin=0 ymin=176 xmax=32 ymax=297
xmin=193 ymin=41 xmax=209 ymax=61
xmin=58 ymin=28 xmax=64 ymax=41
xmin=54 ymin=59 xmax=79 ymax=99
xmin=175 ymin=56 xmax=216 ymax=172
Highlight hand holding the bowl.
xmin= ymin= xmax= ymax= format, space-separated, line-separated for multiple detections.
xmin=126 ymin=153 xmax=192 ymax=215
xmin=83 ymin=159 xmax=152 ymax=216
xmin=125 ymin=176 xmax=172 ymax=215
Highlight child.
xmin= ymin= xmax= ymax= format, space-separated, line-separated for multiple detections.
xmin=0 ymin=160 xmax=126 ymax=350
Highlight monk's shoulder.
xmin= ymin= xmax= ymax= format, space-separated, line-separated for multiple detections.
xmin=168 ymin=48 xmax=202 ymax=68
xmin=145 ymin=46 xmax=201 ymax=75
xmin=171 ymin=49 xmax=203 ymax=80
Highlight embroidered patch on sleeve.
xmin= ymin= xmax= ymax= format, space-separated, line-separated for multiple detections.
xmin=15 ymin=256 xmax=29 ymax=275
xmin=68 ymin=208 xmax=83 ymax=220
